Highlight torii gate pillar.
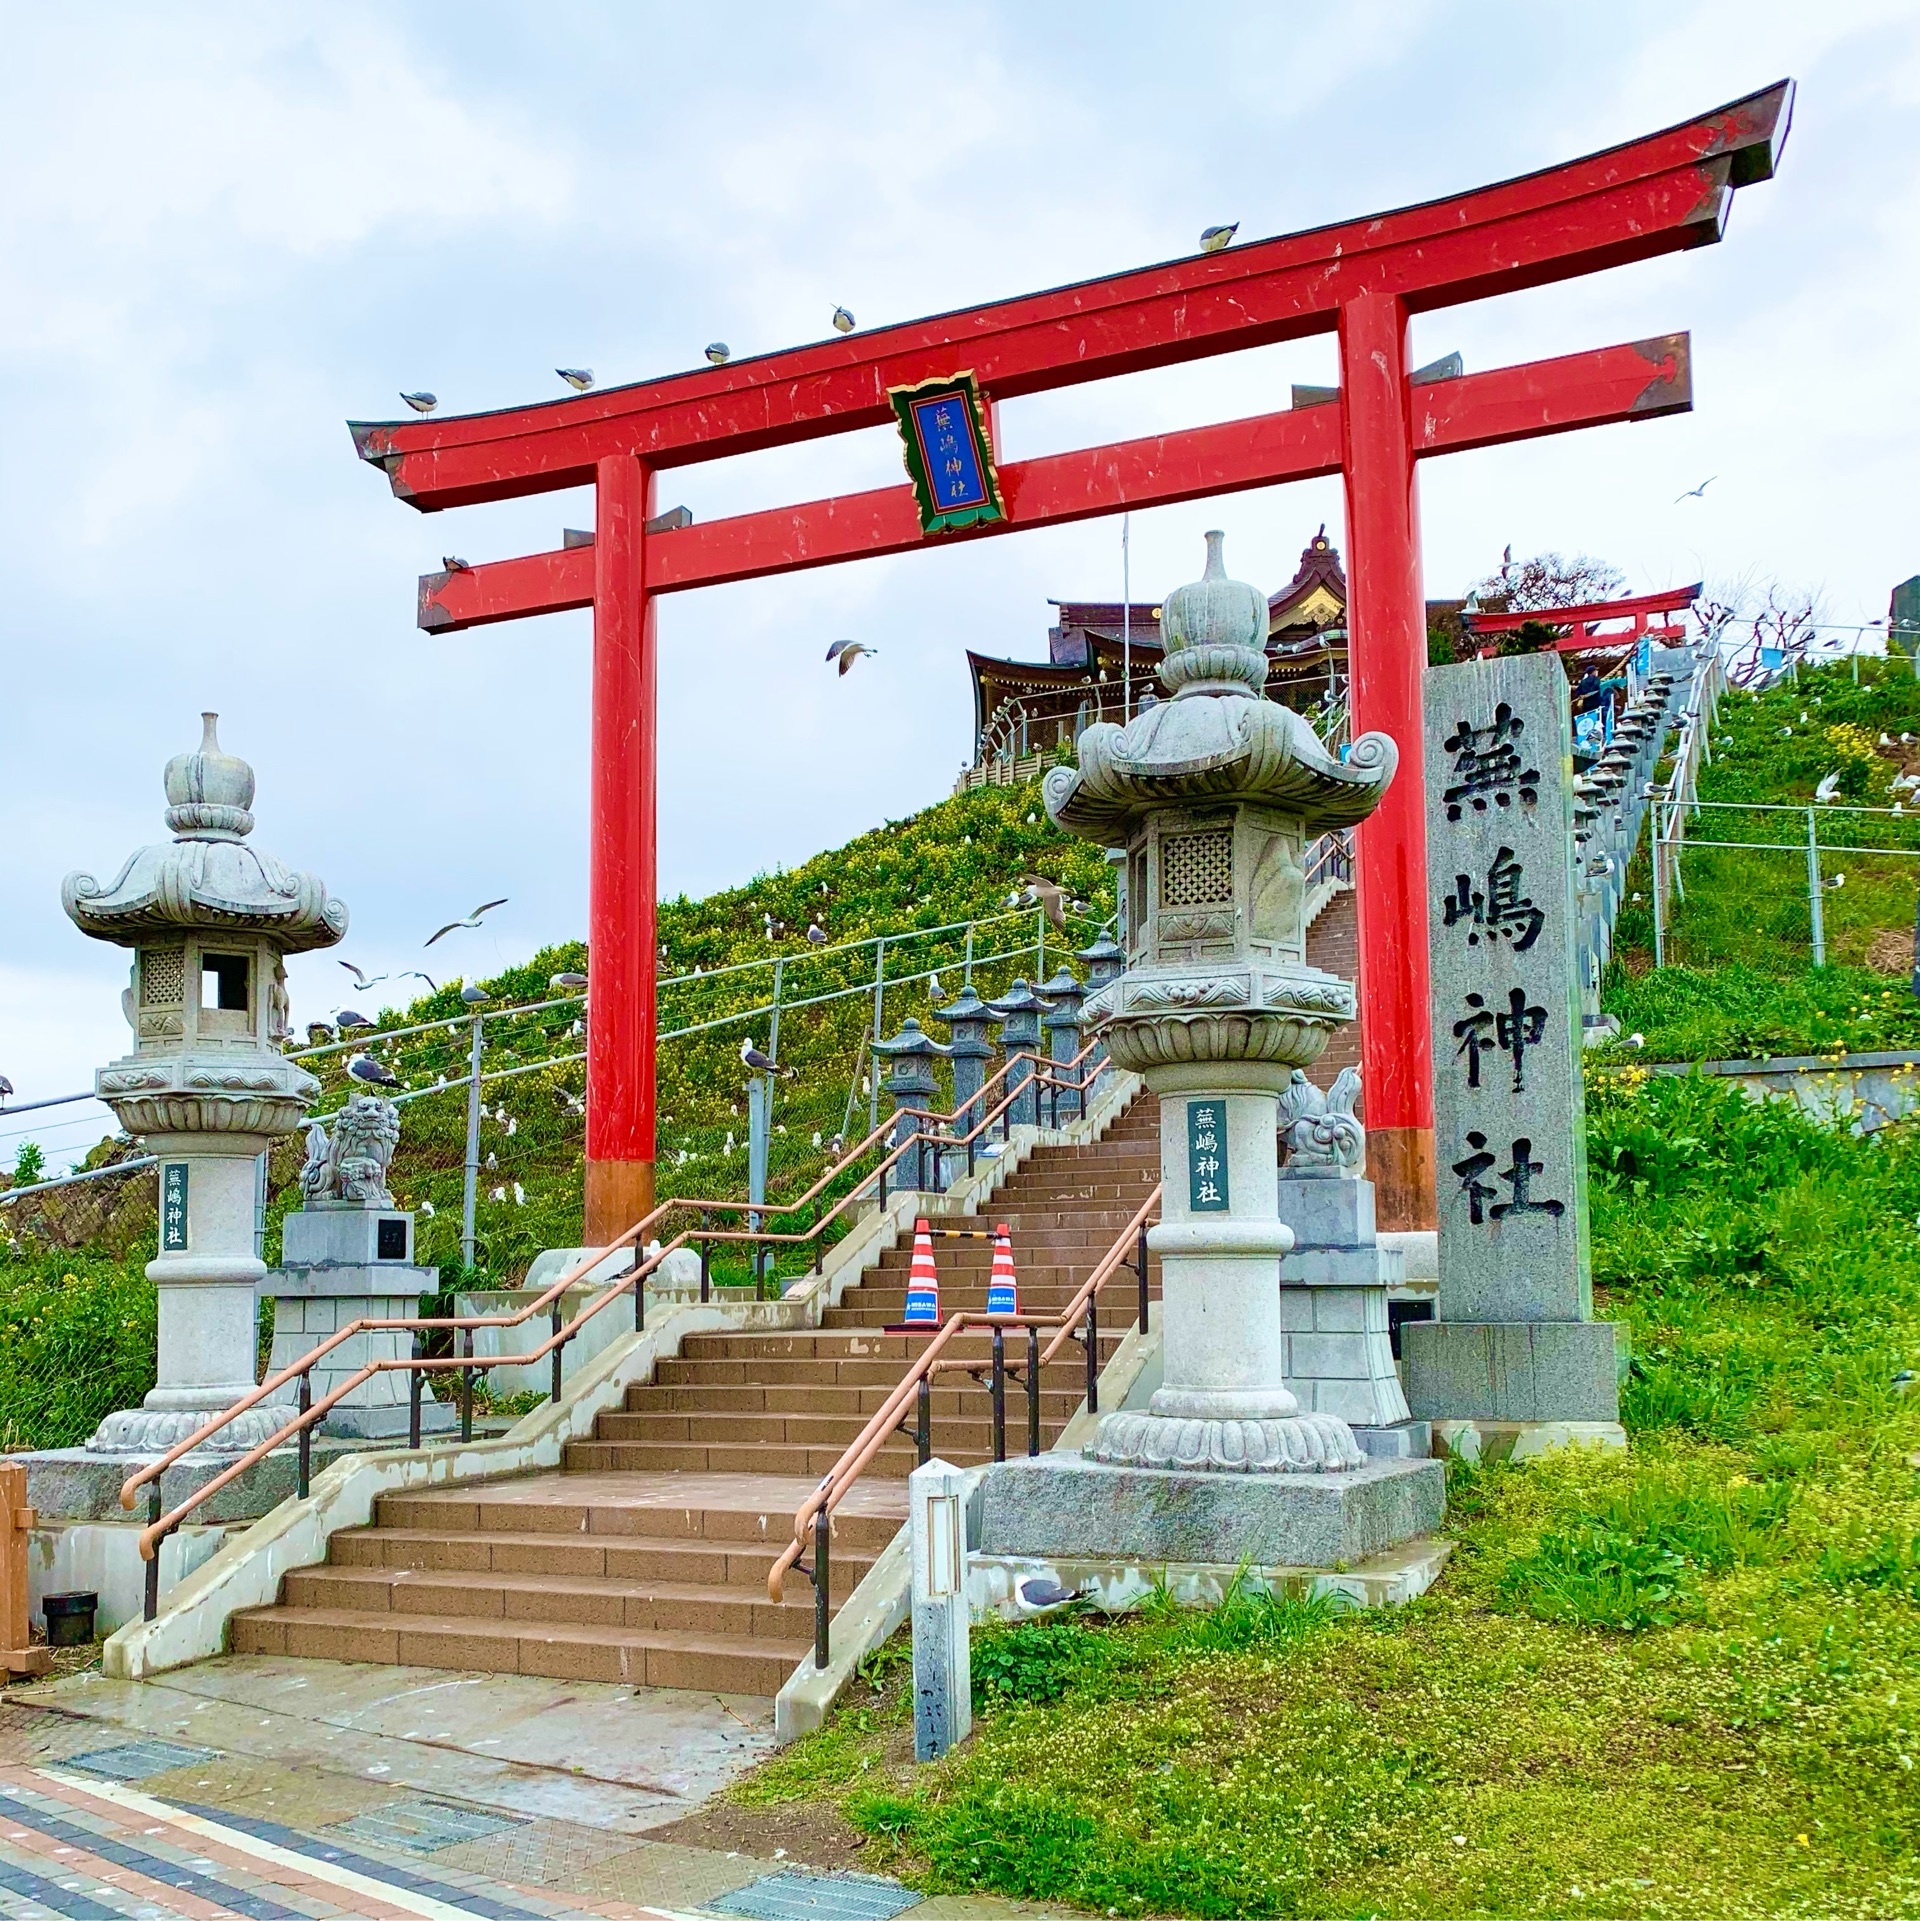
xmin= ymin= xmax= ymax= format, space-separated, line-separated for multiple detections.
xmin=1341 ymin=290 xmax=1435 ymax=1225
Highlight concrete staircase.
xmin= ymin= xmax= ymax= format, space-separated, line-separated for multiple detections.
xmin=230 ymin=1092 xmax=1161 ymax=1695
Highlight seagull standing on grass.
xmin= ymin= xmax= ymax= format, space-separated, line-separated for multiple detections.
xmin=806 ymin=922 xmax=828 ymax=945
xmin=1815 ymin=773 xmax=1843 ymax=804
xmin=425 ymin=899 xmax=509 ymax=947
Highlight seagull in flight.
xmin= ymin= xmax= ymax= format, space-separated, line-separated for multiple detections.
xmin=1199 ymin=223 xmax=1238 ymax=253
xmin=741 ymin=1036 xmax=777 ymax=1074
xmin=826 ymin=639 xmax=875 ymax=676
xmin=1019 ymin=874 xmax=1068 ymax=934
xmin=394 ymin=971 xmax=438 ymax=993
xmin=832 ymin=306 xmax=855 ymax=333
xmin=339 ymin=961 xmax=390 ymax=992
xmin=556 ymin=367 xmax=594 ymax=392
xmin=348 ymin=1054 xmax=402 ymax=1090
xmin=399 ymin=391 xmax=438 ymax=414
xmin=425 ymin=899 xmax=509 ymax=947
xmin=1675 ymin=476 xmax=1717 ymax=502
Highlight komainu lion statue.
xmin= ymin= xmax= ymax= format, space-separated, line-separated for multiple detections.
xmin=1276 ymin=1066 xmax=1364 ymax=1178
xmin=299 ymin=1093 xmax=401 ymax=1207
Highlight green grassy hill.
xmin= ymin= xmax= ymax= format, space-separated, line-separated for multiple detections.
xmin=1603 ymin=656 xmax=1920 ymax=1060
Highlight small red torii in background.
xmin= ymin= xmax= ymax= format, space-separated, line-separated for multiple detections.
xmin=1463 ymin=582 xmax=1703 ymax=657
xmin=350 ymin=83 xmax=1791 ymax=1244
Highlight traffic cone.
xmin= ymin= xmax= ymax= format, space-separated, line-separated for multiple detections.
xmin=904 ymin=1217 xmax=941 ymax=1326
xmin=986 ymin=1222 xmax=1019 ymax=1317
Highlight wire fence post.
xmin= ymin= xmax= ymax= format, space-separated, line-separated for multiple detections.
xmin=869 ymin=939 xmax=887 ymax=1135
xmin=1035 ymin=906 xmax=1046 ymax=982
xmin=963 ymin=922 xmax=975 ymax=987
xmin=460 ymin=1011 xmax=485 ymax=1272
xmin=1651 ymin=800 xmax=1666 ymax=970
xmin=1807 ymin=806 xmax=1826 ymax=967
xmin=747 ymin=1072 xmax=770 ymax=1294
xmin=767 ymin=956 xmax=784 ymax=1116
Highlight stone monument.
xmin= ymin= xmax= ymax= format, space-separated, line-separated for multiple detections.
xmin=1401 ymin=653 xmax=1628 ymax=1456
xmin=1275 ymin=1067 xmax=1425 ymax=1456
xmin=265 ymin=1094 xmax=452 ymax=1438
xmin=63 ymin=714 xmax=345 ymax=1453
xmin=976 ymin=531 xmax=1444 ymax=1572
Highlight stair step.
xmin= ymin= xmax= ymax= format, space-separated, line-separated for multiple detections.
xmin=231 ymin=1605 xmax=801 ymax=1694
xmin=281 ymin=1564 xmax=815 ymax=1640
xmin=562 ymin=1439 xmax=1018 ymax=1476
xmin=623 ymin=1383 xmax=1083 ymax=1416
xmin=329 ymin=1525 xmax=884 ymax=1586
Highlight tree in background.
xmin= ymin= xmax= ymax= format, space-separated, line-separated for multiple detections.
xmin=1471 ymin=550 xmax=1628 ymax=613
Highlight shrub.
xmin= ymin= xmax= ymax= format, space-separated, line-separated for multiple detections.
xmin=1498 ymin=1523 xmax=1702 ymax=1631
xmin=0 ymin=1251 xmax=157 ymax=1449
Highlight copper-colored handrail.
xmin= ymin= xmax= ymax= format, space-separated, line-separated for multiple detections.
xmin=766 ymin=1179 xmax=1160 ymax=1610
xmin=120 ymin=1037 xmax=1116 ymax=1584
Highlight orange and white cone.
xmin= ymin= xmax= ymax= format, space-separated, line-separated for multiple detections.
xmin=986 ymin=1222 xmax=1019 ymax=1317
xmin=904 ymin=1217 xmax=941 ymax=1326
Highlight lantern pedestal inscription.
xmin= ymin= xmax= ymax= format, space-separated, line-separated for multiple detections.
xmin=1402 ymin=655 xmax=1627 ymax=1452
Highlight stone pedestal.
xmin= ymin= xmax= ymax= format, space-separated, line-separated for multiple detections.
xmin=265 ymin=1204 xmax=451 ymax=1439
xmin=909 ymin=1458 xmax=971 ymax=1763
xmin=1277 ymin=1174 xmax=1425 ymax=1456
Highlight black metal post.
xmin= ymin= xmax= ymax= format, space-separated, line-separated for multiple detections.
xmin=408 ymin=1355 xmax=423 ymax=1450
xmin=813 ymin=1507 xmax=831 ymax=1672
xmin=1027 ymin=1325 xmax=1041 ymax=1456
xmin=551 ymin=1303 xmax=564 ymax=1405
xmin=1084 ymin=1291 xmax=1100 ymax=1416
xmin=143 ymin=1480 xmax=162 ymax=1622
xmin=699 ymin=1217 xmax=711 ymax=1302
xmin=1137 ymin=1222 xmax=1150 ymax=1333
xmin=634 ymin=1260 xmax=646 ymax=1332
xmin=296 ymin=1371 xmax=312 ymax=1500
xmin=916 ymin=1373 xmax=931 ymax=1465
xmin=460 ymin=1327 xmax=474 ymax=1443
xmin=991 ymin=1325 xmax=1006 ymax=1463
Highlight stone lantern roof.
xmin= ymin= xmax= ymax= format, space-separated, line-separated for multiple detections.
xmin=62 ymin=714 xmax=346 ymax=953
xmin=1043 ymin=532 xmax=1396 ymax=845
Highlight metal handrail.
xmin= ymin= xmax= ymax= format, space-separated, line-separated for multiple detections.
xmin=118 ymin=1037 xmax=1111 ymax=1607
xmin=766 ymin=1179 xmax=1161 ymax=1668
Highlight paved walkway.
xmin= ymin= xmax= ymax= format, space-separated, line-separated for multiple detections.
xmin=0 ymin=1662 xmax=1066 ymax=1920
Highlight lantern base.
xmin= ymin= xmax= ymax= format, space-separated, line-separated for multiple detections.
xmin=1085 ymin=1408 xmax=1364 ymax=1474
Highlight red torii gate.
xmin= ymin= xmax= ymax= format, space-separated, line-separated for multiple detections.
xmin=1464 ymin=582 xmax=1703 ymax=655
xmin=351 ymin=82 xmax=1790 ymax=1243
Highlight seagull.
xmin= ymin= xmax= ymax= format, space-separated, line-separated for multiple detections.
xmin=339 ymin=961 xmax=390 ymax=992
xmin=394 ymin=971 xmax=438 ymax=992
xmin=1814 ymin=773 xmax=1842 ymax=804
xmin=460 ymin=983 xmax=489 ymax=1005
xmin=399 ymin=391 xmax=438 ymax=414
xmin=1020 ymin=874 xmax=1068 ymax=934
xmin=1198 ymin=223 xmax=1237 ymax=253
xmin=1674 ymin=476 xmax=1717 ymax=502
xmin=425 ymin=899 xmax=509 ymax=947
xmin=549 ymin=971 xmax=588 ymax=990
xmin=826 ymin=639 xmax=874 ymax=676
xmin=442 ymin=556 xmax=471 ymax=573
xmin=556 ymin=367 xmax=594 ymax=391
xmin=929 ymin=972 xmax=945 ymax=1002
xmin=1014 ymin=1574 xmax=1091 ymax=1614
xmin=806 ymin=922 xmax=828 ymax=945
xmin=0 ymin=1075 xmax=11 ymax=1104
xmin=348 ymin=1055 xmax=401 ymax=1089
xmin=1825 ymin=872 xmax=1847 ymax=889
xmin=304 ymin=1021 xmax=335 ymax=1045
xmin=831 ymin=306 xmax=855 ymax=333
xmin=741 ymin=1037 xmax=777 ymax=1074
xmin=705 ymin=342 xmax=731 ymax=365
xmin=334 ymin=1008 xmax=373 ymax=1031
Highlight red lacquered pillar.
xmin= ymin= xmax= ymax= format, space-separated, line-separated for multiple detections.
xmin=584 ymin=453 xmax=660 ymax=1244
xmin=1338 ymin=289 xmax=1436 ymax=1232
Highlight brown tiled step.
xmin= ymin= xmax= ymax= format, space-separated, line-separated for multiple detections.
xmin=281 ymin=1563 xmax=817 ymax=1640
xmin=674 ymin=1331 xmax=1113 ymax=1362
xmin=372 ymin=1482 xmax=902 ymax=1552
xmin=655 ymin=1353 xmax=1117 ymax=1389
xmin=624 ymin=1382 xmax=1084 ymax=1418
xmin=329 ymin=1525 xmax=884 ymax=1588
xmin=561 ymin=1439 xmax=1026 ymax=1477
xmin=231 ymin=1605 xmax=800 ymax=1694
xmin=589 ymin=1410 xmax=1054 ymax=1450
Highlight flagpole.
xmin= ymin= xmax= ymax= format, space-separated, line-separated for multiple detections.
xmin=1121 ymin=514 xmax=1132 ymax=723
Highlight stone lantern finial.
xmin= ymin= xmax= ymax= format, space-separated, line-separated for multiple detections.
xmin=164 ymin=713 xmax=256 ymax=840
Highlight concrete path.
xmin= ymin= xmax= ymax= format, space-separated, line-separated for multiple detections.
xmin=0 ymin=1664 xmax=1070 ymax=1919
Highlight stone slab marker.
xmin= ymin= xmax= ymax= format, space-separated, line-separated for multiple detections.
xmin=1402 ymin=653 xmax=1625 ymax=1447
xmin=910 ymin=1457 xmax=971 ymax=1762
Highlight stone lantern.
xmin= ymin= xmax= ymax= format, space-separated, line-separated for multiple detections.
xmin=1043 ymin=531 xmax=1400 ymax=1474
xmin=984 ymin=979 xmax=1051 ymax=1127
xmin=927 ymin=983 xmax=1003 ymax=1136
xmin=1039 ymin=967 xmax=1087 ymax=1119
xmin=62 ymin=715 xmax=345 ymax=1452
xmin=1074 ymin=933 xmax=1125 ymax=995
xmin=873 ymin=1018 xmax=951 ymax=1192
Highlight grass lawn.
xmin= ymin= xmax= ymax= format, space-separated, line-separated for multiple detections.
xmin=722 ymin=1071 xmax=1920 ymax=1919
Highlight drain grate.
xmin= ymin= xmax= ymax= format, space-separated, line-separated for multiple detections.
xmin=330 ymin=1795 xmax=527 ymax=1854
xmin=67 ymin=1738 xmax=221 ymax=1780
xmin=709 ymin=1871 xmax=921 ymax=1921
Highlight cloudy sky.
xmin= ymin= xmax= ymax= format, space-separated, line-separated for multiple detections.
xmin=3 ymin=0 xmax=1915 ymax=1165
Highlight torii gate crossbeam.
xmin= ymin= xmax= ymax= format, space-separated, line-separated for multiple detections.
xmin=351 ymin=82 xmax=1790 ymax=1243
